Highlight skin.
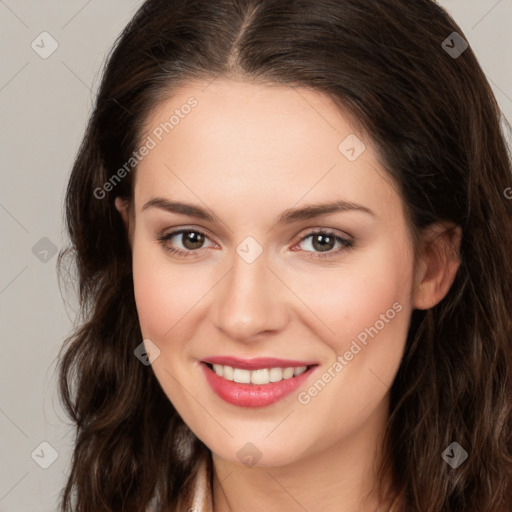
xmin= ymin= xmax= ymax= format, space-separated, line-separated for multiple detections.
xmin=115 ymin=79 xmax=461 ymax=512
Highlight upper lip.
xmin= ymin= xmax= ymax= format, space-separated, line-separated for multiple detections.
xmin=201 ymin=356 xmax=318 ymax=370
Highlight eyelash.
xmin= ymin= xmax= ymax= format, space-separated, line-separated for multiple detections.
xmin=157 ymin=227 xmax=355 ymax=260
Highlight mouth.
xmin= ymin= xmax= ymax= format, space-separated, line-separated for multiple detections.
xmin=199 ymin=359 xmax=319 ymax=407
xmin=203 ymin=361 xmax=316 ymax=384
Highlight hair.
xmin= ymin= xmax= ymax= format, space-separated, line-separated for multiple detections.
xmin=56 ymin=0 xmax=512 ymax=510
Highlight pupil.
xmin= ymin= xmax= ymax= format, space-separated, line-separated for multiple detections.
xmin=184 ymin=232 xmax=203 ymax=249
xmin=313 ymin=234 xmax=333 ymax=252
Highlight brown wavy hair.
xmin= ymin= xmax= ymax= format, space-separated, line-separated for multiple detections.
xmin=57 ymin=0 xmax=512 ymax=510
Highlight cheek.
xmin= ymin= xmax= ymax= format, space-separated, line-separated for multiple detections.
xmin=296 ymin=241 xmax=412 ymax=348
xmin=302 ymin=242 xmax=413 ymax=416
xmin=290 ymin=248 xmax=413 ymax=444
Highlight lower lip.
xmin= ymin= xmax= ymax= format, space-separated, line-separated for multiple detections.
xmin=200 ymin=362 xmax=317 ymax=407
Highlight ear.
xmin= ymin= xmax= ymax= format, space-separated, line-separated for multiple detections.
xmin=114 ymin=196 xmax=133 ymax=241
xmin=412 ymin=221 xmax=462 ymax=310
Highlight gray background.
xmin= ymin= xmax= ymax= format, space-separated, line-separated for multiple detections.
xmin=1 ymin=1 xmax=511 ymax=510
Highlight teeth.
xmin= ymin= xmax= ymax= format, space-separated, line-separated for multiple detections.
xmin=233 ymin=368 xmax=251 ymax=384
xmin=212 ymin=364 xmax=224 ymax=377
xmin=223 ymin=365 xmax=234 ymax=381
xmin=282 ymin=367 xmax=295 ymax=379
xmin=251 ymin=369 xmax=269 ymax=385
xmin=269 ymin=367 xmax=283 ymax=382
xmin=210 ymin=364 xmax=308 ymax=384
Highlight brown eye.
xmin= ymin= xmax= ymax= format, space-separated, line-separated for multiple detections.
xmin=180 ymin=231 xmax=205 ymax=250
xmin=158 ymin=229 xmax=213 ymax=258
xmin=311 ymin=233 xmax=336 ymax=252
xmin=296 ymin=230 xmax=354 ymax=259
xmin=158 ymin=228 xmax=354 ymax=260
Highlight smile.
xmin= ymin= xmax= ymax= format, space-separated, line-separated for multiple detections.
xmin=199 ymin=357 xmax=319 ymax=407
xmin=208 ymin=363 xmax=309 ymax=384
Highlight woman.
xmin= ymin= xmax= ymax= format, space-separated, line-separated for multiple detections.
xmin=57 ymin=0 xmax=512 ymax=510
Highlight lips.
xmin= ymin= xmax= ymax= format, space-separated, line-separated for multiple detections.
xmin=199 ymin=356 xmax=319 ymax=407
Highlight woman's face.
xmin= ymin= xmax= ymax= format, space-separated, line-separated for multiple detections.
xmin=118 ymin=79 xmax=418 ymax=467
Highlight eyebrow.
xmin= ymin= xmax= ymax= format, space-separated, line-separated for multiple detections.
xmin=141 ymin=197 xmax=376 ymax=224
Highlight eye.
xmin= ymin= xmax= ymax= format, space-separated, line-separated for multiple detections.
xmin=294 ymin=229 xmax=354 ymax=259
xmin=157 ymin=228 xmax=355 ymax=259
xmin=158 ymin=229 xmax=214 ymax=258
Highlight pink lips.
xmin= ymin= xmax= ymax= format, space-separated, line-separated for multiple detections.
xmin=199 ymin=356 xmax=318 ymax=408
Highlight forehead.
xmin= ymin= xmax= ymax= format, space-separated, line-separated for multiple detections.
xmin=134 ymin=79 xmax=401 ymax=222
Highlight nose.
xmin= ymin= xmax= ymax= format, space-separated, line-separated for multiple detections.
xmin=212 ymin=249 xmax=290 ymax=343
